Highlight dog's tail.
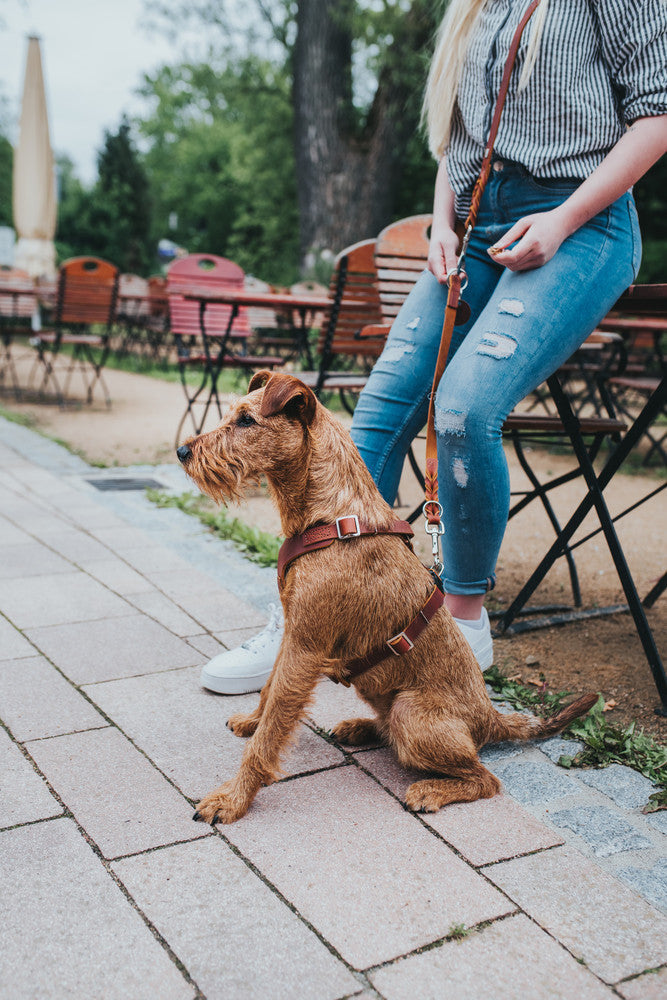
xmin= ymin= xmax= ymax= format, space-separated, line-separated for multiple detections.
xmin=489 ymin=692 xmax=598 ymax=743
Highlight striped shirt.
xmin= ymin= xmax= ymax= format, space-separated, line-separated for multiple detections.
xmin=446 ymin=0 xmax=667 ymax=216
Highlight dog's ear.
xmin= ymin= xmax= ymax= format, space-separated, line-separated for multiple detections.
xmin=259 ymin=373 xmax=317 ymax=425
xmin=248 ymin=370 xmax=273 ymax=393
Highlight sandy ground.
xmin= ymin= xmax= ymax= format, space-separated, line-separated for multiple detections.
xmin=2 ymin=358 xmax=666 ymax=735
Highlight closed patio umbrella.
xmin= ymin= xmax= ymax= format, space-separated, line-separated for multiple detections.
xmin=13 ymin=35 xmax=57 ymax=279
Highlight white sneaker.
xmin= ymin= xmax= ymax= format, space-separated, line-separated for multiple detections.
xmin=201 ymin=603 xmax=284 ymax=694
xmin=453 ymin=607 xmax=494 ymax=671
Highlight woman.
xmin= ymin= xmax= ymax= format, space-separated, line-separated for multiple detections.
xmin=201 ymin=0 xmax=667 ymax=694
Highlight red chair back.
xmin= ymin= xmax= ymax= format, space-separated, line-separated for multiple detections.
xmin=167 ymin=253 xmax=250 ymax=339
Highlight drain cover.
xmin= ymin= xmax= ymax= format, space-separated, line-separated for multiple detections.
xmin=86 ymin=478 xmax=165 ymax=492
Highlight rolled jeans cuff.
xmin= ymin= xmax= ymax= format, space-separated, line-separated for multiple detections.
xmin=443 ymin=574 xmax=496 ymax=596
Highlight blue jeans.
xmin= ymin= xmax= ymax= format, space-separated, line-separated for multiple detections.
xmin=350 ymin=161 xmax=641 ymax=595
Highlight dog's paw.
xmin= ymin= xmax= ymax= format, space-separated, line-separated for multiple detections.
xmin=405 ymin=779 xmax=449 ymax=814
xmin=227 ymin=712 xmax=259 ymax=738
xmin=193 ymin=784 xmax=249 ymax=824
xmin=320 ymin=658 xmax=351 ymax=687
xmin=331 ymin=718 xmax=380 ymax=746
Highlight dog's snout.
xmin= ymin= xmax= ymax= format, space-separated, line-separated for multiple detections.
xmin=176 ymin=444 xmax=192 ymax=464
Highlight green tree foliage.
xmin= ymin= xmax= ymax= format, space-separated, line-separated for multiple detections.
xmin=137 ymin=57 xmax=299 ymax=284
xmin=634 ymin=158 xmax=667 ymax=282
xmin=56 ymin=119 xmax=152 ymax=274
xmin=0 ymin=135 xmax=12 ymax=226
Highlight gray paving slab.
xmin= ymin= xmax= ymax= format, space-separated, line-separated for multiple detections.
xmin=370 ymin=913 xmax=614 ymax=1000
xmin=0 ymin=818 xmax=194 ymax=999
xmin=224 ymin=766 xmax=514 ymax=969
xmin=550 ymin=805 xmax=653 ymax=858
xmin=0 ymin=614 xmax=35 ymax=660
xmin=26 ymin=613 xmax=203 ymax=684
xmin=0 ymin=542 xmax=74 ymax=579
xmin=0 ymin=571 xmax=133 ymax=628
xmin=616 ymin=967 xmax=667 ymax=1000
xmin=145 ymin=570 xmax=267 ymax=632
xmin=26 ymin=727 xmax=209 ymax=859
xmin=356 ymin=748 xmax=564 ymax=865
xmin=647 ymin=810 xmax=667 ymax=835
xmin=485 ymin=844 xmax=667 ymax=983
xmin=0 ymin=725 xmax=62 ymax=827
xmin=125 ymin=589 xmax=207 ymax=636
xmin=113 ymin=838 xmax=360 ymax=1000
xmin=83 ymin=666 xmax=345 ymax=798
xmin=79 ymin=557 xmax=156 ymax=594
xmin=0 ymin=515 xmax=33 ymax=545
xmin=575 ymin=763 xmax=658 ymax=810
xmin=490 ymin=757 xmax=583 ymax=804
xmin=26 ymin=525 xmax=119 ymax=563
xmin=0 ymin=654 xmax=105 ymax=740
xmin=616 ymin=859 xmax=667 ymax=914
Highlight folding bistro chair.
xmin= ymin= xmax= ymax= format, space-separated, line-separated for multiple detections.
xmin=0 ymin=266 xmax=37 ymax=400
xmin=30 ymin=257 xmax=119 ymax=406
xmin=352 ymin=217 xmax=628 ymax=611
xmin=495 ymin=284 xmax=667 ymax=715
xmin=167 ymin=253 xmax=283 ymax=442
xmin=298 ymin=238 xmax=384 ymax=410
xmin=114 ymin=273 xmax=149 ymax=361
xmin=599 ymin=287 xmax=667 ymax=466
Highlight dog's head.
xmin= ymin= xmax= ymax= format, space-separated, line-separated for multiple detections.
xmin=176 ymin=371 xmax=318 ymax=503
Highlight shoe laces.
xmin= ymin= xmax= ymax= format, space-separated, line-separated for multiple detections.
xmin=241 ymin=602 xmax=284 ymax=651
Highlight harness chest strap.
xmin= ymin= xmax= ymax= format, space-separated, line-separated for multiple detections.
xmin=277 ymin=515 xmax=414 ymax=590
xmin=277 ymin=515 xmax=445 ymax=681
xmin=339 ymin=583 xmax=445 ymax=684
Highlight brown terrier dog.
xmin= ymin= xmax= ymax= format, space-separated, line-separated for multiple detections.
xmin=177 ymin=371 xmax=596 ymax=824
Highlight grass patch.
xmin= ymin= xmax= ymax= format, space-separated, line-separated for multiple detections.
xmin=0 ymin=405 xmax=37 ymax=428
xmin=147 ymin=489 xmax=281 ymax=567
xmin=484 ymin=665 xmax=667 ymax=813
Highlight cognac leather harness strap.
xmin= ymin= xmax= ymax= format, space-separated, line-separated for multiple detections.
xmin=277 ymin=517 xmax=445 ymax=679
xmin=424 ymin=0 xmax=542 ymax=555
xmin=341 ymin=583 xmax=445 ymax=683
xmin=277 ymin=516 xmax=414 ymax=590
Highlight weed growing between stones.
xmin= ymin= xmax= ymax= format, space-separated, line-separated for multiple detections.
xmin=147 ymin=489 xmax=281 ymax=567
xmin=484 ymin=666 xmax=667 ymax=813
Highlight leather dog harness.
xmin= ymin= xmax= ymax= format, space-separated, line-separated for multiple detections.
xmin=277 ymin=515 xmax=445 ymax=682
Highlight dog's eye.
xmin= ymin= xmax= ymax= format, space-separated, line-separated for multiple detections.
xmin=236 ymin=412 xmax=256 ymax=427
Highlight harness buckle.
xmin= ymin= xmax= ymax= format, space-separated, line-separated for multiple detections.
xmin=386 ymin=631 xmax=415 ymax=656
xmin=336 ymin=515 xmax=361 ymax=539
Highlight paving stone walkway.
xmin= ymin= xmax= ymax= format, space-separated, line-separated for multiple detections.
xmin=0 ymin=415 xmax=665 ymax=1000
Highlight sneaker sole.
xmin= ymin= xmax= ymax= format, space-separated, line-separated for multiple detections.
xmin=200 ymin=666 xmax=272 ymax=695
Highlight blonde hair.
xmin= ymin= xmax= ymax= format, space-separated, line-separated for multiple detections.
xmin=423 ymin=0 xmax=550 ymax=158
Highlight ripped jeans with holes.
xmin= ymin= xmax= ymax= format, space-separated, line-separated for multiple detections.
xmin=350 ymin=162 xmax=640 ymax=595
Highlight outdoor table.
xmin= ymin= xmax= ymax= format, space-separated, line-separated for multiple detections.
xmin=495 ymin=368 xmax=667 ymax=716
xmin=186 ymin=288 xmax=337 ymax=369
xmin=176 ymin=289 xmax=356 ymax=439
xmin=0 ymin=283 xmax=39 ymax=400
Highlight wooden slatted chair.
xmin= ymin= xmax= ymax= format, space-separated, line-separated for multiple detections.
xmin=297 ymin=238 xmax=383 ymax=411
xmin=599 ymin=284 xmax=667 ymax=466
xmin=30 ymin=256 xmax=119 ymax=406
xmin=0 ymin=265 xmax=37 ymax=400
xmin=167 ymin=253 xmax=283 ymax=441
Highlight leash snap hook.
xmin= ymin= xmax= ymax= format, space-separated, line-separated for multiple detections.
xmin=422 ymin=501 xmax=445 ymax=576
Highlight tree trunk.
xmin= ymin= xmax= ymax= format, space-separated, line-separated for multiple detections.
xmin=292 ymin=0 xmax=435 ymax=271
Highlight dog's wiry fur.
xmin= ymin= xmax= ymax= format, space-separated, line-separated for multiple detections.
xmin=179 ymin=372 xmax=597 ymax=823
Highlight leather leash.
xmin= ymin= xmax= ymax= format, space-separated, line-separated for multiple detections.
xmin=424 ymin=0 xmax=542 ymax=572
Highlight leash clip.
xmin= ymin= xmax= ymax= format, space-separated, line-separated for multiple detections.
xmin=422 ymin=501 xmax=445 ymax=576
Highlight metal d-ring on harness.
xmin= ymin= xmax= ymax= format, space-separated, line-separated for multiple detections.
xmin=421 ymin=0 xmax=542 ymax=575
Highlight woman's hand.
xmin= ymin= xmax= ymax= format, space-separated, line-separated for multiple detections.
xmin=428 ymin=226 xmax=460 ymax=283
xmin=488 ymin=208 xmax=572 ymax=271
